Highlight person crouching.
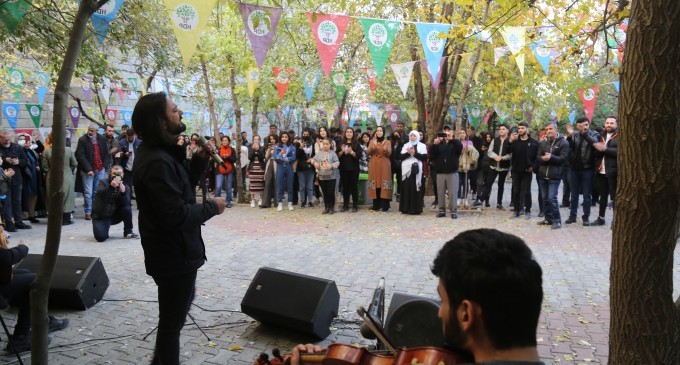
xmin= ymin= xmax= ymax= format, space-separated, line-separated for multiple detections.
xmin=92 ymin=165 xmax=138 ymax=241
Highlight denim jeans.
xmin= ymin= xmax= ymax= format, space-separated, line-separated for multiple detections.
xmin=215 ymin=172 xmax=233 ymax=203
xmin=81 ymin=169 xmax=108 ymax=214
xmin=297 ymin=169 xmax=315 ymax=204
xmin=92 ymin=205 xmax=133 ymax=242
xmin=276 ymin=164 xmax=294 ymax=203
xmin=569 ymin=169 xmax=593 ymax=219
xmin=538 ymin=178 xmax=562 ymax=222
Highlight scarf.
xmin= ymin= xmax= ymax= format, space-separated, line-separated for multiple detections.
xmin=400 ymin=131 xmax=428 ymax=191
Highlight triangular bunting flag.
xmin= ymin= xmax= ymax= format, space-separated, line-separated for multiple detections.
xmin=121 ymin=109 xmax=133 ymax=124
xmin=7 ymin=68 xmax=24 ymax=101
xmin=494 ymin=46 xmax=510 ymax=66
xmin=2 ymin=102 xmax=20 ymax=130
xmin=38 ymin=127 xmax=52 ymax=141
xmin=465 ymin=105 xmax=483 ymax=128
xmin=415 ymin=22 xmax=451 ymax=86
xmin=246 ymin=68 xmax=260 ymax=98
xmin=0 ymin=0 xmax=31 ymax=34
xmin=389 ymin=61 xmax=415 ymax=98
xmin=90 ymin=0 xmax=125 ymax=44
xmin=568 ymin=109 xmax=578 ymax=125
xmin=105 ymin=108 xmax=118 ymax=124
xmin=494 ymin=103 xmax=511 ymax=124
xmin=34 ymin=71 xmax=50 ymax=105
xmin=447 ymin=106 xmax=457 ymax=121
xmin=115 ymin=79 xmax=125 ymax=101
xmin=239 ymin=3 xmax=283 ymax=69
xmin=165 ymin=0 xmax=219 ymax=66
xmin=68 ymin=106 xmax=82 ymax=128
xmin=420 ymin=58 xmax=446 ymax=90
xmin=303 ymin=70 xmax=321 ymax=102
xmin=25 ymin=104 xmax=42 ymax=128
xmin=578 ymin=86 xmax=599 ymax=122
xmin=306 ymin=13 xmax=351 ymax=77
xmin=500 ymin=26 xmax=526 ymax=55
xmin=273 ymin=67 xmax=294 ymax=101
xmin=82 ymin=75 xmax=93 ymax=104
xmin=330 ymin=71 xmax=349 ymax=105
xmin=386 ymin=109 xmax=400 ymax=130
xmin=529 ymin=40 xmax=552 ymax=76
xmin=359 ymin=18 xmax=400 ymax=81
xmin=612 ymin=81 xmax=620 ymax=93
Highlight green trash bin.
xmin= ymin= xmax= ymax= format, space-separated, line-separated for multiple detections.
xmin=358 ymin=173 xmax=372 ymax=205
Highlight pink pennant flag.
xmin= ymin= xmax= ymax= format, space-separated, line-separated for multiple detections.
xmin=105 ymin=108 xmax=118 ymax=124
xmin=273 ymin=67 xmax=295 ymax=101
xmin=578 ymin=86 xmax=599 ymax=122
xmin=306 ymin=13 xmax=351 ymax=77
xmin=419 ymin=58 xmax=447 ymax=90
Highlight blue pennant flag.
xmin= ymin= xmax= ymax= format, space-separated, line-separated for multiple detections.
xmin=447 ymin=106 xmax=457 ymax=121
xmin=2 ymin=102 xmax=20 ymax=130
xmin=349 ymin=109 xmax=358 ymax=128
xmin=34 ymin=71 xmax=50 ymax=106
xmin=303 ymin=71 xmax=320 ymax=102
xmin=612 ymin=81 xmax=620 ymax=93
xmin=121 ymin=109 xmax=133 ymax=124
xmin=568 ymin=109 xmax=577 ymax=125
xmin=415 ymin=22 xmax=451 ymax=87
xmin=529 ymin=40 xmax=552 ymax=76
xmin=90 ymin=0 xmax=125 ymax=44
xmin=183 ymin=111 xmax=193 ymax=122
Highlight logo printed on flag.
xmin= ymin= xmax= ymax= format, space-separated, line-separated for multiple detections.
xmin=239 ymin=3 xmax=282 ymax=69
xmin=307 ymin=13 xmax=351 ymax=77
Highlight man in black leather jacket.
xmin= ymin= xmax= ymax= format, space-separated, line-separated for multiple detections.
xmin=91 ymin=165 xmax=138 ymax=242
xmin=535 ymin=122 xmax=570 ymax=229
xmin=565 ymin=118 xmax=600 ymax=226
xmin=591 ymin=116 xmax=619 ymax=226
xmin=132 ymin=92 xmax=226 ymax=365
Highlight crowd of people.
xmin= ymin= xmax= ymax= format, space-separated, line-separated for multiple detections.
xmin=176 ymin=116 xmax=618 ymax=229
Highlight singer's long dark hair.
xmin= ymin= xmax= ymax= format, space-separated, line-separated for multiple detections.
xmin=132 ymin=92 xmax=177 ymax=147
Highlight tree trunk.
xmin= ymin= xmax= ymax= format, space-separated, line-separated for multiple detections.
xmin=228 ymin=58 xmax=247 ymax=203
xmin=32 ymin=1 xmax=108 ymax=363
xmin=251 ymin=93 xmax=260 ymax=137
xmin=609 ymin=0 xmax=680 ymax=363
xmin=199 ymin=55 xmax=220 ymax=139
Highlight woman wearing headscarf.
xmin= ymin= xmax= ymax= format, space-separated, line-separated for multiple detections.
xmin=259 ymin=134 xmax=278 ymax=208
xmin=473 ymin=132 xmax=493 ymax=207
xmin=18 ymin=134 xmax=41 ymax=223
xmin=42 ymin=133 xmax=78 ymax=225
xmin=367 ymin=126 xmax=392 ymax=212
xmin=398 ymin=131 xmax=428 ymax=215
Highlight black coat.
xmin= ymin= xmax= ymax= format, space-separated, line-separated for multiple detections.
xmin=567 ymin=130 xmax=600 ymax=171
xmin=133 ymin=144 xmax=220 ymax=277
xmin=75 ymin=134 xmax=112 ymax=173
xmin=429 ymin=139 xmax=464 ymax=174
xmin=0 ymin=143 xmax=28 ymax=185
xmin=595 ymin=129 xmax=619 ymax=175
xmin=510 ymin=136 xmax=539 ymax=173
xmin=92 ymin=178 xmax=131 ymax=219
xmin=118 ymin=138 xmax=141 ymax=171
xmin=536 ymin=134 xmax=570 ymax=180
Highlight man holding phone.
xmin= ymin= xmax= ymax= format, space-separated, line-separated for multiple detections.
xmin=91 ymin=165 xmax=138 ymax=241
xmin=430 ymin=127 xmax=463 ymax=219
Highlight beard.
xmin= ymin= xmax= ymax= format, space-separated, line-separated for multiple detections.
xmin=167 ymin=121 xmax=187 ymax=135
xmin=442 ymin=313 xmax=474 ymax=361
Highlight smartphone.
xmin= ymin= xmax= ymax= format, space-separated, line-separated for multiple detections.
xmin=437 ymin=133 xmax=446 ymax=138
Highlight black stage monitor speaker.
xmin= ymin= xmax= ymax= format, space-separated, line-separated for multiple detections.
xmin=384 ymin=292 xmax=446 ymax=348
xmin=15 ymin=254 xmax=109 ymax=310
xmin=241 ymin=267 xmax=340 ymax=339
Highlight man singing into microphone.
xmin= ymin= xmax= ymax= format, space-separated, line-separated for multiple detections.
xmin=132 ymin=92 xmax=226 ymax=365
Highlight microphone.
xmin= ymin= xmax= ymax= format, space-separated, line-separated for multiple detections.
xmin=360 ymin=277 xmax=385 ymax=340
xmin=195 ymin=136 xmax=224 ymax=165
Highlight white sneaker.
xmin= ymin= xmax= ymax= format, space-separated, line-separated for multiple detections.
xmin=258 ymin=199 xmax=263 ymax=206
xmin=288 ymin=202 xmax=294 ymax=211
xmin=250 ymin=200 xmax=255 ymax=208
xmin=277 ymin=203 xmax=283 ymax=211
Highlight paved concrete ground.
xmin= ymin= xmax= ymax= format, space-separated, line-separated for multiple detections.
xmin=1 ymin=184 xmax=679 ymax=365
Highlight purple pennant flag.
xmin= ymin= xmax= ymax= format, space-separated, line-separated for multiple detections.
xmin=82 ymin=75 xmax=93 ymax=104
xmin=68 ymin=106 xmax=81 ymax=128
xmin=420 ymin=57 xmax=447 ymax=90
xmin=239 ymin=3 xmax=283 ymax=69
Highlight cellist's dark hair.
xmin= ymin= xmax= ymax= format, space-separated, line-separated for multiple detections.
xmin=431 ymin=229 xmax=543 ymax=349
xmin=131 ymin=92 xmax=176 ymax=147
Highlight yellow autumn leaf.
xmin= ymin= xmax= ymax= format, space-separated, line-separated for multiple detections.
xmin=228 ymin=345 xmax=244 ymax=351
xmin=617 ymin=9 xmax=630 ymax=19
xmin=564 ymin=354 xmax=574 ymax=361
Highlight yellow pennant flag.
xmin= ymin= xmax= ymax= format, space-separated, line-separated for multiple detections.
xmin=140 ymin=77 xmax=148 ymax=95
xmin=500 ymin=26 xmax=526 ymax=55
xmin=515 ymin=53 xmax=525 ymax=77
xmin=164 ymin=0 xmax=218 ymax=67
xmin=246 ymin=68 xmax=260 ymax=98
xmin=77 ymin=127 xmax=89 ymax=138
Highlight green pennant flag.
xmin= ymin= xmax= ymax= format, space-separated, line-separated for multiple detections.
xmin=127 ymin=77 xmax=139 ymax=93
xmin=8 ymin=67 xmax=25 ymax=100
xmin=0 ymin=0 xmax=32 ymax=34
xmin=330 ymin=71 xmax=348 ymax=105
xmin=465 ymin=105 xmax=483 ymax=128
xmin=359 ymin=18 xmax=400 ymax=81
xmin=359 ymin=111 xmax=369 ymax=130
xmin=25 ymin=104 xmax=42 ymax=128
